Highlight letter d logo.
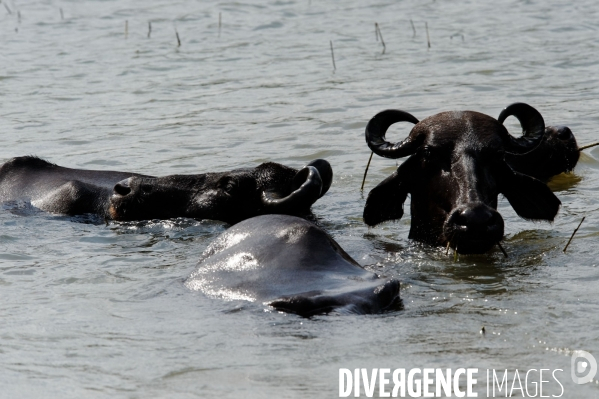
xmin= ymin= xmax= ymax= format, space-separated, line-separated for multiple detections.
xmin=571 ymin=350 xmax=597 ymax=384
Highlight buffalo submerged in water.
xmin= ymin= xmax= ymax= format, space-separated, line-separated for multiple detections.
xmin=0 ymin=156 xmax=332 ymax=224
xmin=185 ymin=214 xmax=400 ymax=317
xmin=363 ymin=102 xmax=562 ymax=254
xmin=498 ymin=103 xmax=580 ymax=182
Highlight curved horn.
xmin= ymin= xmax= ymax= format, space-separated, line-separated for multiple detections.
xmin=497 ymin=102 xmax=546 ymax=154
xmin=304 ymin=159 xmax=333 ymax=197
xmin=365 ymin=109 xmax=421 ymax=159
xmin=261 ymin=166 xmax=322 ymax=213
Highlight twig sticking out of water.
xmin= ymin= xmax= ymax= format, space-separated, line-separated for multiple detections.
xmin=563 ymin=216 xmax=585 ymax=253
xmin=60 ymin=8 xmax=64 ymax=20
xmin=125 ymin=20 xmax=128 ymax=39
xmin=497 ymin=242 xmax=508 ymax=258
xmin=330 ymin=40 xmax=336 ymax=71
xmin=446 ymin=234 xmax=456 ymax=256
xmin=579 ymin=142 xmax=599 ymax=151
xmin=218 ymin=12 xmax=221 ymax=37
xmin=425 ymin=22 xmax=431 ymax=48
xmin=375 ymin=23 xmax=385 ymax=54
xmin=361 ymin=152 xmax=374 ymax=191
xmin=148 ymin=22 xmax=152 ymax=38
xmin=410 ymin=19 xmax=416 ymax=37
xmin=4 ymin=3 xmax=12 ymax=14
xmin=17 ymin=10 xmax=21 ymax=23
xmin=451 ymin=237 xmax=460 ymax=262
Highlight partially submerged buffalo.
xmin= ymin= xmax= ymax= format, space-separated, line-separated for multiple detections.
xmin=507 ymin=124 xmax=578 ymax=182
xmin=0 ymin=156 xmax=332 ymax=224
xmin=363 ymin=103 xmax=561 ymax=254
xmin=499 ymin=103 xmax=579 ymax=181
xmin=185 ymin=214 xmax=400 ymax=317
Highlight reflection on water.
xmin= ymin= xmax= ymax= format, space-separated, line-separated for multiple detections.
xmin=1 ymin=0 xmax=599 ymax=397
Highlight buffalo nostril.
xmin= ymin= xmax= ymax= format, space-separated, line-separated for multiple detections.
xmin=446 ymin=205 xmax=504 ymax=252
xmin=449 ymin=205 xmax=502 ymax=236
xmin=457 ymin=207 xmax=493 ymax=226
xmin=556 ymin=126 xmax=573 ymax=141
xmin=113 ymin=183 xmax=132 ymax=196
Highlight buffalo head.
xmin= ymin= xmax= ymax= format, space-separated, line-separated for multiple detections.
xmin=109 ymin=159 xmax=333 ymax=224
xmin=363 ymin=104 xmax=561 ymax=254
xmin=499 ymin=103 xmax=579 ymax=181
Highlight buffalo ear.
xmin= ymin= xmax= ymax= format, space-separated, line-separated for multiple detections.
xmin=363 ymin=159 xmax=412 ymax=226
xmin=498 ymin=163 xmax=561 ymax=221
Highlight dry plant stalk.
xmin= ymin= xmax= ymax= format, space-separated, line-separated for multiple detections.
xmin=425 ymin=22 xmax=430 ymax=48
xmin=497 ymin=242 xmax=508 ymax=258
xmin=375 ymin=23 xmax=386 ymax=54
xmin=330 ymin=40 xmax=336 ymax=71
xmin=563 ymin=217 xmax=585 ymax=253
xmin=579 ymin=142 xmax=599 ymax=151
xmin=360 ymin=152 xmax=374 ymax=191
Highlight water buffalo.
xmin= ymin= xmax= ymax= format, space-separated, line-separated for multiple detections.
xmin=363 ymin=103 xmax=561 ymax=254
xmin=499 ymin=103 xmax=579 ymax=181
xmin=0 ymin=156 xmax=333 ymax=224
xmin=185 ymin=214 xmax=400 ymax=317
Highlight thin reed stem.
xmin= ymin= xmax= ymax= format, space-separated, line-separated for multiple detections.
xmin=330 ymin=40 xmax=336 ymax=71
xmin=375 ymin=23 xmax=386 ymax=54
xmin=497 ymin=242 xmax=508 ymax=258
xmin=563 ymin=217 xmax=585 ymax=253
xmin=361 ymin=152 xmax=374 ymax=191
xmin=579 ymin=142 xmax=599 ymax=151
xmin=425 ymin=22 xmax=430 ymax=48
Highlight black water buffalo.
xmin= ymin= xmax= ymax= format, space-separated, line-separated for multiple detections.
xmin=0 ymin=156 xmax=333 ymax=224
xmin=363 ymin=103 xmax=561 ymax=254
xmin=498 ymin=103 xmax=579 ymax=181
xmin=185 ymin=214 xmax=400 ymax=317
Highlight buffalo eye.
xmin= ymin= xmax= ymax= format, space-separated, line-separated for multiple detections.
xmin=419 ymin=146 xmax=433 ymax=165
xmin=217 ymin=177 xmax=237 ymax=195
xmin=421 ymin=146 xmax=451 ymax=172
xmin=141 ymin=184 xmax=152 ymax=194
xmin=422 ymin=146 xmax=432 ymax=159
xmin=225 ymin=181 xmax=237 ymax=193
